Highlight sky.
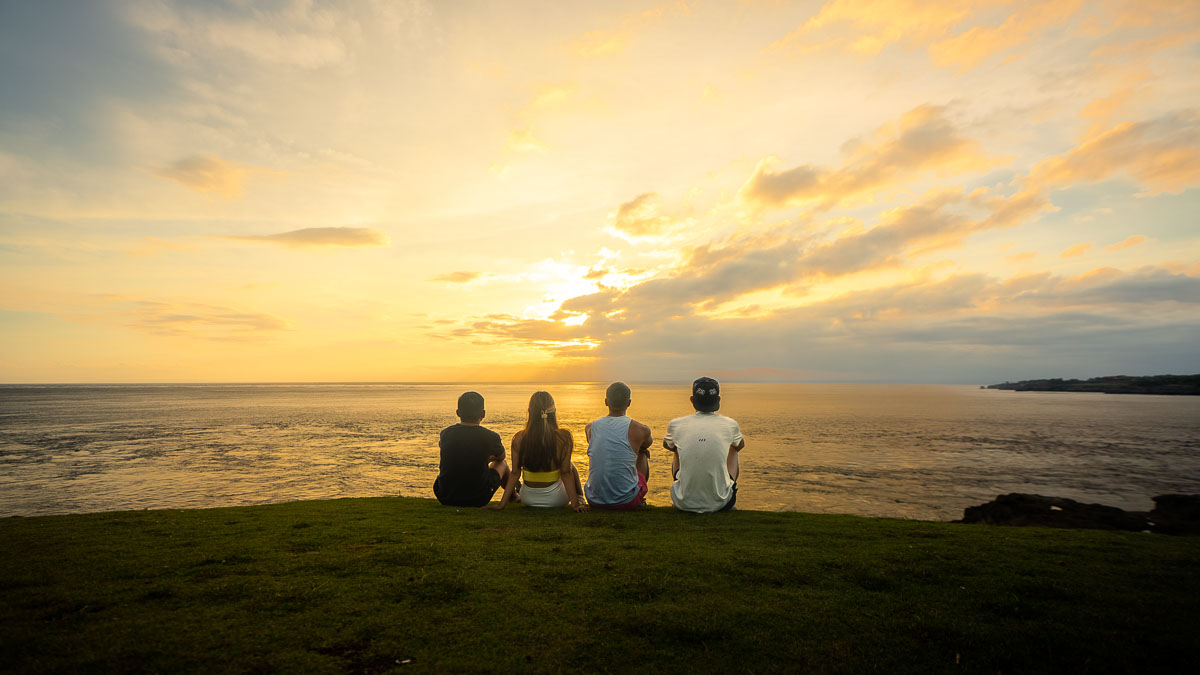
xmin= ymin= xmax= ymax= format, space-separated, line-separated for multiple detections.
xmin=1 ymin=0 xmax=1198 ymax=384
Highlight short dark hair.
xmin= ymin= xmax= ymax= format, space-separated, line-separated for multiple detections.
xmin=457 ymin=391 xmax=484 ymax=421
xmin=691 ymin=377 xmax=720 ymax=412
xmin=606 ymin=381 xmax=631 ymax=407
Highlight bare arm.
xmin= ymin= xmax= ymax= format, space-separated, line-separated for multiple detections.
xmin=633 ymin=421 xmax=652 ymax=454
xmin=726 ymin=438 xmax=743 ymax=482
xmin=563 ymin=460 xmax=587 ymax=512
xmin=663 ymin=423 xmax=678 ymax=479
xmin=559 ymin=431 xmax=587 ymax=512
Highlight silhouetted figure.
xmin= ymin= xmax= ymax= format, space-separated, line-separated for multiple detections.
xmin=433 ymin=391 xmax=511 ymax=508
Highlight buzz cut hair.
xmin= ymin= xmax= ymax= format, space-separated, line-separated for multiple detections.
xmin=606 ymin=381 xmax=631 ymax=407
xmin=457 ymin=391 xmax=484 ymax=421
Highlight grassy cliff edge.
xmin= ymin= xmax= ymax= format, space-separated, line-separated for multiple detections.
xmin=987 ymin=374 xmax=1200 ymax=395
xmin=2 ymin=497 xmax=1198 ymax=673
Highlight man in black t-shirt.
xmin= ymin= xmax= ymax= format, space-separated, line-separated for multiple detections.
xmin=433 ymin=391 xmax=514 ymax=507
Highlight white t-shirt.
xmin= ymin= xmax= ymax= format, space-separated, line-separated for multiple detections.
xmin=665 ymin=412 xmax=744 ymax=513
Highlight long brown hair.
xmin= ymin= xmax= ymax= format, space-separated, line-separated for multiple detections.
xmin=518 ymin=391 xmax=567 ymax=472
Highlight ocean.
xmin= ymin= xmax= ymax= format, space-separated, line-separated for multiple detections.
xmin=2 ymin=383 xmax=1198 ymax=520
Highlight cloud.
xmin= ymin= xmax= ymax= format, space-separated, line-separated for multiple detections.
xmin=435 ymin=96 xmax=1200 ymax=381
xmin=977 ymin=186 xmax=1052 ymax=230
xmin=771 ymin=0 xmax=1084 ymax=72
xmin=550 ymin=183 xmax=1043 ymax=333
xmin=770 ymin=0 xmax=972 ymax=57
xmin=505 ymin=83 xmax=595 ymax=158
xmin=1027 ymin=111 xmax=1200 ymax=195
xmin=434 ymin=264 xmax=1200 ymax=381
xmin=507 ymin=129 xmax=549 ymax=153
xmin=1078 ymin=66 xmax=1152 ymax=121
xmin=740 ymin=104 xmax=1003 ymax=209
xmin=802 ymin=188 xmax=983 ymax=271
xmin=929 ymin=0 xmax=1083 ymax=72
xmin=201 ymin=20 xmax=346 ymax=69
xmin=433 ymin=271 xmax=480 ymax=283
xmin=1059 ymin=242 xmax=1092 ymax=258
xmin=1105 ymin=235 xmax=1146 ymax=251
xmin=609 ymin=193 xmax=679 ymax=238
xmin=439 ymin=185 xmax=1034 ymax=352
xmin=1006 ymin=252 xmax=1037 ymax=264
xmin=526 ymin=84 xmax=575 ymax=110
xmin=1006 ymin=267 xmax=1200 ymax=307
xmin=566 ymin=6 xmax=668 ymax=57
xmin=1096 ymin=0 xmax=1200 ymax=32
xmin=73 ymin=299 xmax=290 ymax=341
xmin=225 ymin=227 xmax=390 ymax=249
xmin=154 ymin=155 xmax=249 ymax=197
xmin=1089 ymin=15 xmax=1200 ymax=59
xmin=125 ymin=0 xmax=352 ymax=69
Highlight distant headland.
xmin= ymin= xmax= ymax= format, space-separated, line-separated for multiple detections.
xmin=986 ymin=374 xmax=1200 ymax=395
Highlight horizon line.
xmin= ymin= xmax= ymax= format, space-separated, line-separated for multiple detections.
xmin=0 ymin=379 xmax=991 ymax=386
xmin=0 ymin=378 xmax=1148 ymax=387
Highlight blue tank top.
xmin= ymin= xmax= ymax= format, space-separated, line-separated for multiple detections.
xmin=585 ymin=416 xmax=638 ymax=505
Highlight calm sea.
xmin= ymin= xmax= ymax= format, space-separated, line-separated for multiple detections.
xmin=1 ymin=383 xmax=1198 ymax=520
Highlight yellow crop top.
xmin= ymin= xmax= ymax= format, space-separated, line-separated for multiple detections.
xmin=522 ymin=468 xmax=561 ymax=482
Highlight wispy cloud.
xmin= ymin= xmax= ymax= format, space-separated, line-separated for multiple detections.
xmin=1105 ymin=235 xmax=1146 ymax=251
xmin=770 ymin=0 xmax=973 ymax=57
xmin=739 ymin=105 xmax=1003 ymax=210
xmin=507 ymin=129 xmax=549 ymax=153
xmin=125 ymin=0 xmax=354 ymax=69
xmin=433 ymin=271 xmax=480 ymax=283
xmin=225 ymin=227 xmax=390 ymax=249
xmin=565 ymin=5 xmax=670 ymax=57
xmin=771 ymin=0 xmax=1084 ymax=72
xmin=1059 ymin=242 xmax=1092 ymax=258
xmin=930 ymin=0 xmax=1083 ymax=72
xmin=1027 ymin=111 xmax=1200 ymax=195
xmin=73 ymin=298 xmax=290 ymax=341
xmin=154 ymin=155 xmax=249 ymax=198
xmin=608 ymin=193 xmax=682 ymax=239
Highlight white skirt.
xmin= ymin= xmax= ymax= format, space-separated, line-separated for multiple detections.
xmin=520 ymin=480 xmax=568 ymax=508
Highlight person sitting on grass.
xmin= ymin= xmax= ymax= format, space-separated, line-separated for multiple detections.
xmin=489 ymin=391 xmax=587 ymax=512
xmin=584 ymin=381 xmax=653 ymax=510
xmin=433 ymin=391 xmax=513 ymax=508
xmin=663 ymin=377 xmax=745 ymax=513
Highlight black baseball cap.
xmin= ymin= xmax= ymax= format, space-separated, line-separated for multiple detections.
xmin=691 ymin=376 xmax=720 ymax=412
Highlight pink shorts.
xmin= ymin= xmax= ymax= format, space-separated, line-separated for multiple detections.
xmin=591 ymin=473 xmax=648 ymax=510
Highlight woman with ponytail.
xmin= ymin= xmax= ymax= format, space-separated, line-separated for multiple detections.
xmin=489 ymin=391 xmax=587 ymax=511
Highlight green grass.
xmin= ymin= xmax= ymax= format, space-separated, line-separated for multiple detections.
xmin=1 ymin=498 xmax=1198 ymax=673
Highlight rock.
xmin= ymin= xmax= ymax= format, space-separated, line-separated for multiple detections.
xmin=958 ymin=493 xmax=1150 ymax=532
xmin=1149 ymin=494 xmax=1200 ymax=535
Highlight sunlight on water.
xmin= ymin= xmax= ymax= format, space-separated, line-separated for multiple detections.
xmin=1 ymin=383 xmax=1198 ymax=519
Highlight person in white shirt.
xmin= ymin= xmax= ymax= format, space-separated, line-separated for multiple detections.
xmin=663 ymin=377 xmax=745 ymax=513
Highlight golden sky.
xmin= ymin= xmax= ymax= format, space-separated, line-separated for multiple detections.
xmin=1 ymin=0 xmax=1199 ymax=383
